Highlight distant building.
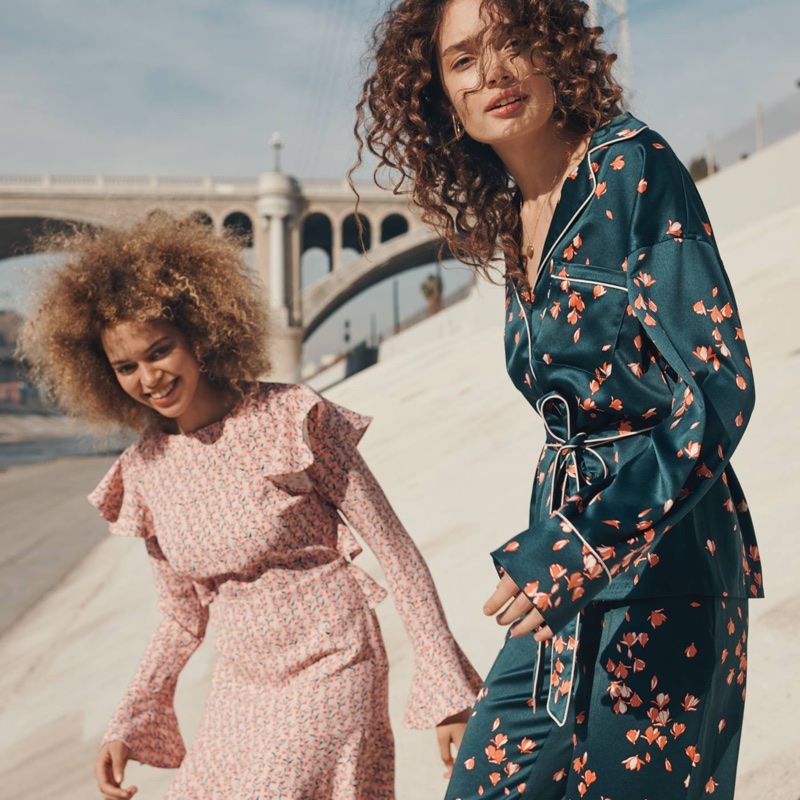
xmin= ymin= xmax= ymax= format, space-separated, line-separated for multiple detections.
xmin=0 ymin=310 xmax=29 ymax=405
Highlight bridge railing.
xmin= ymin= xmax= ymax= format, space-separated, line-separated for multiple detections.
xmin=0 ymin=174 xmax=402 ymax=199
xmin=0 ymin=175 xmax=261 ymax=194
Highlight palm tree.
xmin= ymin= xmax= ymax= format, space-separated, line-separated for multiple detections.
xmin=420 ymin=273 xmax=443 ymax=316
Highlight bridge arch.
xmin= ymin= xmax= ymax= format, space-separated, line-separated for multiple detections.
xmin=381 ymin=213 xmax=409 ymax=243
xmin=0 ymin=211 xmax=106 ymax=261
xmin=301 ymin=212 xmax=333 ymax=263
xmin=222 ymin=211 xmax=254 ymax=247
xmin=341 ymin=213 xmax=371 ymax=255
xmin=189 ymin=210 xmax=214 ymax=228
xmin=302 ymin=228 xmax=447 ymax=339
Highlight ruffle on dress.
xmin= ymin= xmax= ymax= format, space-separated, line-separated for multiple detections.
xmin=88 ymin=454 xmax=151 ymax=538
xmin=265 ymin=385 xmax=388 ymax=606
xmin=262 ymin=383 xmax=372 ymax=494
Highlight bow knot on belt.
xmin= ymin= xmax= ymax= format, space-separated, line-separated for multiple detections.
xmin=538 ymin=395 xmax=616 ymax=515
xmin=530 ymin=393 xmax=656 ymax=726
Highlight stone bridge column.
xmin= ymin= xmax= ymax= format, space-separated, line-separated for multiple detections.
xmin=257 ymin=171 xmax=303 ymax=383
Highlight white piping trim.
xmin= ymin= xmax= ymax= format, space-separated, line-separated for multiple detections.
xmin=534 ymin=391 xmax=658 ymax=586
xmin=533 ymin=125 xmax=650 ymax=289
xmin=546 ymin=613 xmax=581 ymax=727
xmin=554 ymin=510 xmax=614 ymax=585
xmin=531 ymin=638 xmax=543 ymax=714
xmin=512 ymin=280 xmax=540 ymax=394
xmin=550 ymin=275 xmax=627 ymax=292
xmin=510 ymin=125 xmax=649 ymax=399
xmin=536 ymin=392 xmax=612 ymax=583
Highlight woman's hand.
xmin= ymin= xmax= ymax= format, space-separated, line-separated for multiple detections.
xmin=95 ymin=740 xmax=137 ymax=799
xmin=436 ymin=707 xmax=471 ymax=778
xmin=484 ymin=573 xmax=554 ymax=642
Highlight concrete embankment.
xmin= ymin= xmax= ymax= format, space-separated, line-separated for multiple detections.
xmin=0 ymin=131 xmax=798 ymax=799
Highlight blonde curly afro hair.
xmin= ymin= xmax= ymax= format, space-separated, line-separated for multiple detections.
xmin=19 ymin=213 xmax=271 ymax=431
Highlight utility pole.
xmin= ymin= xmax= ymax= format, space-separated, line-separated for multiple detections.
xmin=706 ymin=134 xmax=716 ymax=177
xmin=392 ymin=279 xmax=400 ymax=334
xmin=755 ymin=103 xmax=765 ymax=152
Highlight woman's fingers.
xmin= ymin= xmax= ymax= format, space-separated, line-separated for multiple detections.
xmin=109 ymin=742 xmax=129 ymax=786
xmin=436 ymin=708 xmax=471 ymax=779
xmin=95 ymin=742 xmax=136 ymax=799
xmin=483 ymin=573 xmax=520 ymax=615
xmin=484 ymin=573 xmax=555 ymax=641
xmin=496 ymin=591 xmax=537 ymax=626
xmin=511 ymin=609 xmax=554 ymax=641
xmin=98 ymin=776 xmax=136 ymax=800
xmin=437 ymin=727 xmax=455 ymax=777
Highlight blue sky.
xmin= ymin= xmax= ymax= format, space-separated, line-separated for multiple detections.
xmin=1 ymin=0 xmax=798 ymax=362
xmin=1 ymin=0 xmax=798 ymax=179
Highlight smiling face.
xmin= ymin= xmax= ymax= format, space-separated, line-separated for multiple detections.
xmin=101 ymin=318 xmax=218 ymax=432
xmin=437 ymin=0 xmax=555 ymax=149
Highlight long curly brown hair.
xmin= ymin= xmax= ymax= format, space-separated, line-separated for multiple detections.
xmin=353 ymin=0 xmax=623 ymax=282
xmin=19 ymin=214 xmax=271 ymax=431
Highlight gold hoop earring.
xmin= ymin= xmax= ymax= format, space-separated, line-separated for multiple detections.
xmin=451 ymin=112 xmax=465 ymax=141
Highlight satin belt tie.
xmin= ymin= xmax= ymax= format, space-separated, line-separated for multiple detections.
xmin=531 ymin=393 xmax=657 ymax=726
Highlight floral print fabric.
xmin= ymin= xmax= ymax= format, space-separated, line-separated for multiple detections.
xmin=495 ymin=112 xmax=762 ymax=636
xmin=445 ymin=597 xmax=748 ymax=800
xmin=89 ymin=382 xmax=481 ymax=799
xmin=446 ymin=112 xmax=760 ymax=800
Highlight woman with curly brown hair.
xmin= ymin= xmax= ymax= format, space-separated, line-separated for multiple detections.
xmin=355 ymin=1 xmax=761 ymax=798
xmin=20 ymin=214 xmax=481 ymax=800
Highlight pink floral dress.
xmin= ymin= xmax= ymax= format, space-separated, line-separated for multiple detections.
xmin=89 ymin=382 xmax=481 ymax=799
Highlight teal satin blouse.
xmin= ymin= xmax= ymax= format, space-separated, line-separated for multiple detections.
xmin=493 ymin=112 xmax=763 ymax=638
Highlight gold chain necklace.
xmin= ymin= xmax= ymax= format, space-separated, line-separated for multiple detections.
xmin=522 ymin=146 xmax=573 ymax=268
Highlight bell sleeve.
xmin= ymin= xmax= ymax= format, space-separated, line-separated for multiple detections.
xmin=89 ymin=456 xmax=209 ymax=768
xmin=302 ymin=389 xmax=483 ymax=729
xmin=491 ymin=145 xmax=756 ymax=635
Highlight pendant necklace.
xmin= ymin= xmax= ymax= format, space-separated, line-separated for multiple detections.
xmin=522 ymin=150 xmax=568 ymax=267
xmin=522 ymin=147 xmax=570 ymax=270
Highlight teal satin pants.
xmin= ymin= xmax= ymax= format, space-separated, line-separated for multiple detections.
xmin=445 ymin=597 xmax=748 ymax=800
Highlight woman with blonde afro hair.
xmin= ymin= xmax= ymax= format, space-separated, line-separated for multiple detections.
xmin=21 ymin=214 xmax=481 ymax=799
xmin=21 ymin=214 xmax=271 ymax=431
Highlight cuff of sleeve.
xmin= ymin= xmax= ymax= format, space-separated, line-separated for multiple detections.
xmin=102 ymin=706 xmax=186 ymax=769
xmin=402 ymin=642 xmax=483 ymax=730
xmin=491 ymin=513 xmax=612 ymax=635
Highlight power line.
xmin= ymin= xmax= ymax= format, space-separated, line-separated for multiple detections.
xmin=306 ymin=0 xmax=358 ymax=175
xmin=297 ymin=0 xmax=347 ymax=163
xmin=298 ymin=0 xmax=355 ymax=171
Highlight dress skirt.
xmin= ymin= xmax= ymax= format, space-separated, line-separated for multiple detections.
xmin=166 ymin=557 xmax=395 ymax=800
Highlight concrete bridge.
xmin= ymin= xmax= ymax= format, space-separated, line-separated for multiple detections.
xmin=0 ymin=168 xmax=442 ymax=379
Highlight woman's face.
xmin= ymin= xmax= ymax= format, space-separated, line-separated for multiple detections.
xmin=437 ymin=0 xmax=554 ymax=147
xmin=101 ymin=318 xmax=208 ymax=428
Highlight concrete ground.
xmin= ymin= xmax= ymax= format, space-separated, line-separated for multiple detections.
xmin=0 ymin=131 xmax=797 ymax=800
